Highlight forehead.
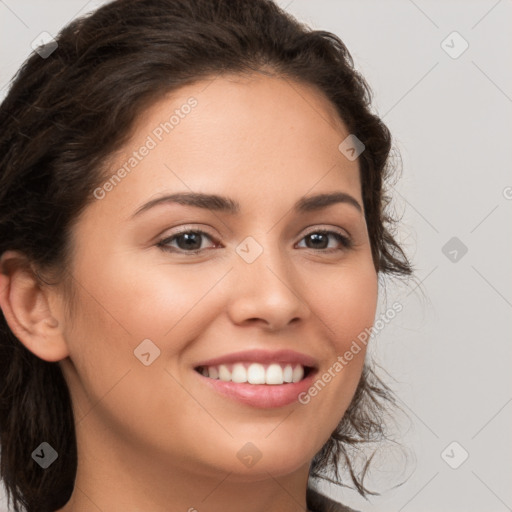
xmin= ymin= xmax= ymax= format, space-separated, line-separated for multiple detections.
xmin=92 ymin=73 xmax=362 ymax=219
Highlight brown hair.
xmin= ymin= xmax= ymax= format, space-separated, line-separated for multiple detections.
xmin=0 ymin=1 xmax=413 ymax=511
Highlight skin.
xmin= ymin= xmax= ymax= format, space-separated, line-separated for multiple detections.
xmin=0 ymin=73 xmax=378 ymax=512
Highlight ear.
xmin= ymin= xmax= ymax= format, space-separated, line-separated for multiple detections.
xmin=0 ymin=250 xmax=69 ymax=362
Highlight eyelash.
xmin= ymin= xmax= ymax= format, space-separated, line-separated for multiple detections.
xmin=156 ymin=227 xmax=353 ymax=255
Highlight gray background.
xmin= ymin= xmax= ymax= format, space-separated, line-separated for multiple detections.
xmin=1 ymin=1 xmax=511 ymax=511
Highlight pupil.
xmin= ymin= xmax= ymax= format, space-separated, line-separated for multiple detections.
xmin=180 ymin=233 xmax=201 ymax=250
xmin=309 ymin=233 xmax=327 ymax=249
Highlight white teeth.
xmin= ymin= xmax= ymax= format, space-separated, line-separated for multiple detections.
xmin=231 ymin=363 xmax=247 ymax=383
xmin=200 ymin=362 xmax=307 ymax=385
xmin=247 ymin=363 xmax=266 ymax=384
xmin=266 ymin=363 xmax=284 ymax=385
xmin=283 ymin=364 xmax=293 ymax=383
xmin=218 ymin=364 xmax=231 ymax=382
xmin=292 ymin=365 xmax=304 ymax=383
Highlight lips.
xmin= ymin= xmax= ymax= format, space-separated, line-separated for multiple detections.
xmin=194 ymin=348 xmax=318 ymax=369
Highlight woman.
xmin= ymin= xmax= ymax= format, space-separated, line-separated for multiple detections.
xmin=0 ymin=1 xmax=413 ymax=511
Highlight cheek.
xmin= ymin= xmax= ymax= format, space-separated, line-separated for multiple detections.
xmin=59 ymin=284 xmax=229 ymax=471
xmin=303 ymin=263 xmax=377 ymax=417
xmin=60 ymin=252 xmax=226 ymax=423
xmin=72 ymin=243 xmax=222 ymax=342
xmin=314 ymin=262 xmax=378 ymax=350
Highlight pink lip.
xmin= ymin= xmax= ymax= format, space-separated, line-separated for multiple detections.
xmin=195 ymin=368 xmax=318 ymax=409
xmin=194 ymin=349 xmax=318 ymax=369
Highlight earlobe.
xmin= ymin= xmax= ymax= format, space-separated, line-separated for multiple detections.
xmin=0 ymin=250 xmax=70 ymax=362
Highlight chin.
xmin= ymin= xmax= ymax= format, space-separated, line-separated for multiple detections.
xmin=225 ymin=457 xmax=312 ymax=483
xmin=215 ymin=436 xmax=318 ymax=481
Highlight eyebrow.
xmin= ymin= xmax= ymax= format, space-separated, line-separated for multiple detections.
xmin=131 ymin=190 xmax=362 ymax=219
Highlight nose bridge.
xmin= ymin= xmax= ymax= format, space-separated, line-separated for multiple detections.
xmin=235 ymin=232 xmax=288 ymax=284
xmin=228 ymin=232 xmax=310 ymax=328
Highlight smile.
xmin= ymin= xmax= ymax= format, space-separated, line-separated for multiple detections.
xmin=195 ymin=362 xmax=312 ymax=385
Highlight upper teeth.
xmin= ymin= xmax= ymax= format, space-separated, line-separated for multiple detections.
xmin=199 ymin=363 xmax=305 ymax=385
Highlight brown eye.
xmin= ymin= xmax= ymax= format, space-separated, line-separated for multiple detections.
xmin=157 ymin=230 xmax=217 ymax=254
xmin=297 ymin=230 xmax=352 ymax=252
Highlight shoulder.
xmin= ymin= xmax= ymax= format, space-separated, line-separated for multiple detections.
xmin=306 ymin=486 xmax=361 ymax=512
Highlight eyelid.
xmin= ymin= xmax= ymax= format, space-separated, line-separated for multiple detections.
xmin=301 ymin=224 xmax=350 ymax=239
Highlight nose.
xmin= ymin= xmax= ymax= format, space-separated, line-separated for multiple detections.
xmin=226 ymin=238 xmax=311 ymax=331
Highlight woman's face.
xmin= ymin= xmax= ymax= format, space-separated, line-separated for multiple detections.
xmin=55 ymin=73 xmax=378 ymax=480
